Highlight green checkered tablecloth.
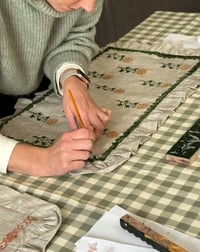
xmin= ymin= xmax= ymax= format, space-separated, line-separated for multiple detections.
xmin=0 ymin=11 xmax=199 ymax=251
xmin=118 ymin=10 xmax=200 ymax=45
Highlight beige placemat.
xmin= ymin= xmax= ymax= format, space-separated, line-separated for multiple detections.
xmin=1 ymin=43 xmax=200 ymax=175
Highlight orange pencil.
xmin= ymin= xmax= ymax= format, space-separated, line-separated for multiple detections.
xmin=68 ymin=89 xmax=85 ymax=128
xmin=68 ymin=89 xmax=96 ymax=160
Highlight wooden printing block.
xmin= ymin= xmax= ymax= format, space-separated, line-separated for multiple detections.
xmin=166 ymin=119 xmax=200 ymax=165
xmin=120 ymin=214 xmax=188 ymax=252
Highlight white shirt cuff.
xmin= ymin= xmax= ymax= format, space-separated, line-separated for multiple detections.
xmin=56 ymin=63 xmax=85 ymax=96
xmin=0 ymin=135 xmax=18 ymax=174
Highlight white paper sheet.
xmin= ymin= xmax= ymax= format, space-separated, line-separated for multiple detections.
xmin=76 ymin=237 xmax=155 ymax=252
xmin=75 ymin=205 xmax=200 ymax=252
xmin=164 ymin=33 xmax=200 ymax=49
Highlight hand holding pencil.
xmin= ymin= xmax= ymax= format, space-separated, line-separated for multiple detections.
xmin=66 ymin=85 xmax=111 ymax=140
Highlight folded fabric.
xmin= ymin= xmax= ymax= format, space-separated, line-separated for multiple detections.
xmin=0 ymin=185 xmax=62 ymax=251
xmin=164 ymin=33 xmax=200 ymax=49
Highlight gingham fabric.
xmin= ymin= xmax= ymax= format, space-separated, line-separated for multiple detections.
xmin=118 ymin=11 xmax=200 ymax=45
xmin=0 ymin=11 xmax=199 ymax=252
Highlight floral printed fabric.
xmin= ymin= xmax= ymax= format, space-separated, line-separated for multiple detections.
xmin=1 ymin=43 xmax=200 ymax=175
xmin=0 ymin=185 xmax=61 ymax=251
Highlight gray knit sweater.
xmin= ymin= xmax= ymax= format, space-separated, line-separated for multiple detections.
xmin=0 ymin=0 xmax=103 ymax=96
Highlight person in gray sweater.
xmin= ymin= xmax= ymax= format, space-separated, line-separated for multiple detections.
xmin=0 ymin=0 xmax=111 ymax=176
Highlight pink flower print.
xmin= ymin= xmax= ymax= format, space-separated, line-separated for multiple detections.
xmin=87 ymin=242 xmax=98 ymax=252
xmin=106 ymin=246 xmax=115 ymax=252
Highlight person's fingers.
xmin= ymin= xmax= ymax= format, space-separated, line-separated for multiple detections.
xmin=98 ymin=108 xmax=112 ymax=123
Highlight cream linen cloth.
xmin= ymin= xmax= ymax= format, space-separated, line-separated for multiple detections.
xmin=0 ymin=185 xmax=61 ymax=251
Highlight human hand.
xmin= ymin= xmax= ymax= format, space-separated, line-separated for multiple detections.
xmin=8 ymin=128 xmax=95 ymax=176
xmin=44 ymin=128 xmax=95 ymax=175
xmin=63 ymin=76 xmax=111 ymax=140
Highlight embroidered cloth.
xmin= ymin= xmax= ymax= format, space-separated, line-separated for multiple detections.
xmin=0 ymin=185 xmax=61 ymax=251
xmin=1 ymin=43 xmax=200 ymax=175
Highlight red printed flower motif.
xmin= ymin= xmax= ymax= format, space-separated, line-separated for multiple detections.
xmin=87 ymin=242 xmax=98 ymax=252
xmin=180 ymin=64 xmax=191 ymax=70
xmin=161 ymin=82 xmax=172 ymax=88
xmin=115 ymin=88 xmax=125 ymax=94
xmin=136 ymin=69 xmax=147 ymax=75
xmin=103 ymin=74 xmax=113 ymax=80
xmin=106 ymin=131 xmax=119 ymax=138
xmin=47 ymin=118 xmax=58 ymax=125
xmin=0 ymin=216 xmax=36 ymax=249
xmin=136 ymin=103 xmax=149 ymax=109
xmin=123 ymin=57 xmax=134 ymax=63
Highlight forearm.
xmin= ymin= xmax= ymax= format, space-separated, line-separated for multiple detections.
xmin=7 ymin=129 xmax=96 ymax=177
xmin=8 ymin=143 xmax=49 ymax=176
